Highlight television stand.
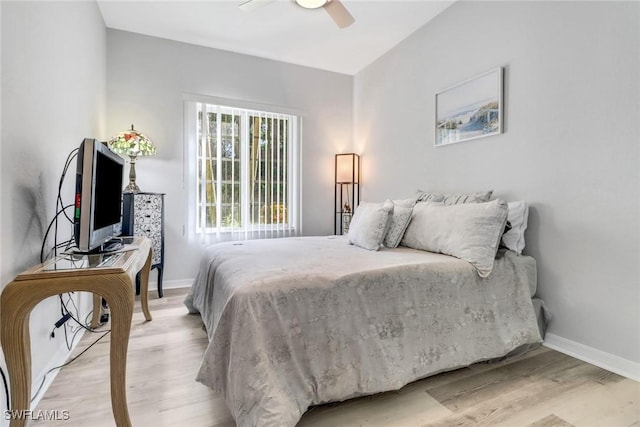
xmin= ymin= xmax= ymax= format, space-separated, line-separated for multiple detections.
xmin=100 ymin=240 xmax=124 ymax=253
xmin=0 ymin=236 xmax=153 ymax=427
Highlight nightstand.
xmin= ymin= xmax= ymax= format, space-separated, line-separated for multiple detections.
xmin=122 ymin=192 xmax=165 ymax=297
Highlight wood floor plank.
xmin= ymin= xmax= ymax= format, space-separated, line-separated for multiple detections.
xmin=32 ymin=288 xmax=640 ymax=427
xmin=528 ymin=414 xmax=574 ymax=427
xmin=427 ymin=350 xmax=582 ymax=411
xmin=552 ymin=378 xmax=640 ymax=427
xmin=299 ymin=382 xmax=452 ymax=427
xmin=422 ymin=353 xmax=634 ymax=427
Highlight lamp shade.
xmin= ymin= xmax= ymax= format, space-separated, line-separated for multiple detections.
xmin=107 ymin=124 xmax=156 ymax=193
xmin=335 ymin=153 xmax=359 ymax=184
xmin=107 ymin=124 xmax=156 ymax=157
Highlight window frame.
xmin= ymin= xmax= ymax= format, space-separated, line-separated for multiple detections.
xmin=184 ymin=95 xmax=302 ymax=242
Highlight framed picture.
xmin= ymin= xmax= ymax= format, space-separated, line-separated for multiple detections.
xmin=435 ymin=67 xmax=503 ymax=146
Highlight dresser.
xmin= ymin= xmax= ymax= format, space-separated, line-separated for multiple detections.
xmin=122 ymin=192 xmax=165 ymax=297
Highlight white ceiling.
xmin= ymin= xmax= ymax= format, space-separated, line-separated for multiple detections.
xmin=97 ymin=0 xmax=455 ymax=75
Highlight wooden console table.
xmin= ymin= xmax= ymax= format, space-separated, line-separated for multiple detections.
xmin=0 ymin=236 xmax=153 ymax=427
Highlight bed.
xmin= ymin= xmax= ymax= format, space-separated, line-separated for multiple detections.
xmin=184 ymin=232 xmax=542 ymax=426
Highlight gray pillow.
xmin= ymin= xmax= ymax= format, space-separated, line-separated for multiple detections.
xmin=416 ymin=190 xmax=493 ymax=205
xmin=414 ymin=192 xmax=445 ymax=203
xmin=347 ymin=200 xmax=393 ymax=251
xmin=501 ymin=201 xmax=529 ymax=254
xmin=383 ymin=198 xmax=417 ymax=248
xmin=401 ymin=199 xmax=508 ymax=277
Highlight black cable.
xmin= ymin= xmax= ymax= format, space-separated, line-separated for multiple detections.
xmin=63 ymin=319 xmax=71 ymax=350
xmin=58 ymin=294 xmax=102 ymax=335
xmin=40 ymin=205 xmax=74 ymax=263
xmin=53 ymin=149 xmax=78 ymax=260
xmin=30 ymin=330 xmax=110 ymax=403
xmin=65 ymin=292 xmax=80 ymax=315
xmin=68 ymin=327 xmax=86 ymax=350
xmin=53 ymin=239 xmax=75 ymax=251
xmin=51 ymin=293 xmax=106 ymax=353
xmin=0 ymin=366 xmax=9 ymax=414
xmin=57 ymin=148 xmax=79 ymax=224
xmin=59 ymin=295 xmax=77 ymax=350
xmin=40 ymin=147 xmax=78 ymax=263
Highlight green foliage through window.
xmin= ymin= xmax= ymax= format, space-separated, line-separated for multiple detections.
xmin=195 ymin=103 xmax=295 ymax=232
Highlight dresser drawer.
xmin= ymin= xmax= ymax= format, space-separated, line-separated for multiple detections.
xmin=134 ymin=193 xmax=163 ymax=210
xmin=133 ymin=212 xmax=162 ymax=230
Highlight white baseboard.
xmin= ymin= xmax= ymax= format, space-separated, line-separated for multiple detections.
xmin=162 ymin=278 xmax=194 ymax=290
xmin=544 ymin=333 xmax=640 ymax=382
xmin=29 ymin=329 xmax=87 ymax=410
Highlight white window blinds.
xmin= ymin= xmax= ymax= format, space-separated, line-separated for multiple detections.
xmin=187 ymin=101 xmax=300 ymax=245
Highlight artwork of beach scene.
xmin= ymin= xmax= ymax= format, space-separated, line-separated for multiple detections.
xmin=435 ymin=67 xmax=502 ymax=146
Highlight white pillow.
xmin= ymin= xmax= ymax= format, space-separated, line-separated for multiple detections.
xmin=383 ymin=198 xmax=417 ymax=248
xmin=401 ymin=199 xmax=508 ymax=278
xmin=347 ymin=200 xmax=393 ymax=251
xmin=502 ymin=201 xmax=529 ymax=254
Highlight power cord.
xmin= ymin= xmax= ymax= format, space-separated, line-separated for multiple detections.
xmin=1 ymin=366 xmax=9 ymax=415
xmin=40 ymin=147 xmax=78 ymax=263
xmin=57 ymin=148 xmax=79 ymax=224
xmin=51 ymin=293 xmax=109 ymax=353
xmin=39 ymin=205 xmax=74 ymax=263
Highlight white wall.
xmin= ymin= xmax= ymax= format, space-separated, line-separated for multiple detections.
xmin=1 ymin=0 xmax=106 ymax=404
xmin=0 ymin=1 xmax=4 ymax=418
xmin=354 ymin=1 xmax=640 ymax=372
xmin=106 ymin=30 xmax=353 ymax=284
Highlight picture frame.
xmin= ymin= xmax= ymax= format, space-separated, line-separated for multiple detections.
xmin=435 ymin=67 xmax=503 ymax=146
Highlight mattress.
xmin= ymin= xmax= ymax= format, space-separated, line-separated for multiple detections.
xmin=185 ymin=236 xmax=541 ymax=427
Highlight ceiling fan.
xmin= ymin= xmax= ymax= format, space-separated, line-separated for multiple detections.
xmin=239 ymin=0 xmax=355 ymax=29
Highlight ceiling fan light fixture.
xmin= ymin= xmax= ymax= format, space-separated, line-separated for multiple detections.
xmin=295 ymin=0 xmax=329 ymax=10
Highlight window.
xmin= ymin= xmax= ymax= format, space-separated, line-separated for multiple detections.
xmin=186 ymin=101 xmax=300 ymax=243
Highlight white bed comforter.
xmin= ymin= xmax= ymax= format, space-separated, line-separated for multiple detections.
xmin=185 ymin=236 xmax=541 ymax=426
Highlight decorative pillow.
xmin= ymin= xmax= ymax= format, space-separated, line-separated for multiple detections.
xmin=501 ymin=201 xmax=529 ymax=254
xmin=383 ymin=198 xmax=417 ymax=248
xmin=401 ymin=199 xmax=508 ymax=278
xmin=414 ymin=192 xmax=445 ymax=203
xmin=347 ymin=200 xmax=394 ymax=251
xmin=416 ymin=190 xmax=493 ymax=205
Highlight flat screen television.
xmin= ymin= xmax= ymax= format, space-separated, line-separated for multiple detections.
xmin=74 ymin=138 xmax=125 ymax=253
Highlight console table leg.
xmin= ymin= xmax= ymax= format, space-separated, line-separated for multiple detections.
xmin=1 ymin=311 xmax=32 ymax=427
xmin=104 ymin=278 xmax=135 ymax=427
xmin=139 ymin=250 xmax=152 ymax=322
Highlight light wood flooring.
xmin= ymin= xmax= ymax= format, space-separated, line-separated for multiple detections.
xmin=33 ymin=288 xmax=640 ymax=426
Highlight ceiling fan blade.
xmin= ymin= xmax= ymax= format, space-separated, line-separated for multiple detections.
xmin=323 ymin=0 xmax=355 ymax=29
xmin=239 ymin=0 xmax=275 ymax=13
